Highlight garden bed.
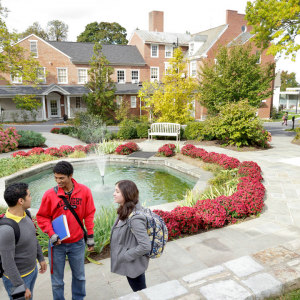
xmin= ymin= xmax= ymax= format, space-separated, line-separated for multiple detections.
xmin=292 ymin=139 xmax=300 ymax=146
xmin=184 ymin=140 xmax=272 ymax=152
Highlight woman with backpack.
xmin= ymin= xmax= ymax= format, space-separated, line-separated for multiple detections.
xmin=110 ymin=180 xmax=151 ymax=292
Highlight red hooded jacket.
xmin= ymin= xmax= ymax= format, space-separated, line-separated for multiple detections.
xmin=36 ymin=178 xmax=96 ymax=243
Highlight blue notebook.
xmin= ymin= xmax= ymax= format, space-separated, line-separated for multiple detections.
xmin=51 ymin=214 xmax=70 ymax=246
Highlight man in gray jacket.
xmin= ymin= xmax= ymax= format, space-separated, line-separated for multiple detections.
xmin=0 ymin=183 xmax=47 ymax=300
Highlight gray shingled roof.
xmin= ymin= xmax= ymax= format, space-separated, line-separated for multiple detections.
xmin=133 ymin=30 xmax=190 ymax=45
xmin=47 ymin=42 xmax=146 ymax=66
xmin=0 ymin=84 xmax=89 ymax=96
xmin=227 ymin=31 xmax=255 ymax=47
xmin=115 ymin=83 xmax=142 ymax=94
xmin=188 ymin=25 xmax=228 ymax=57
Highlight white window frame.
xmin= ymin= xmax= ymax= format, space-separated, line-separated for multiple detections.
xmin=131 ymin=70 xmax=139 ymax=83
xmin=116 ymin=95 xmax=122 ymax=106
xmin=164 ymin=62 xmax=171 ymax=75
xmin=131 ymin=96 xmax=137 ymax=108
xmin=37 ymin=67 xmax=46 ymax=83
xmin=165 ymin=45 xmax=173 ymax=58
xmin=189 ymin=43 xmax=194 ymax=55
xmin=77 ymin=68 xmax=88 ymax=84
xmin=11 ymin=73 xmax=22 ymax=84
xmin=75 ymin=97 xmax=82 ymax=108
xmin=57 ymin=68 xmax=68 ymax=84
xmin=191 ymin=61 xmax=197 ymax=77
xmin=256 ymin=50 xmax=261 ymax=64
xmin=150 ymin=67 xmax=159 ymax=82
xmin=151 ymin=44 xmax=159 ymax=58
xmin=117 ymin=70 xmax=126 ymax=83
xmin=29 ymin=40 xmax=38 ymax=58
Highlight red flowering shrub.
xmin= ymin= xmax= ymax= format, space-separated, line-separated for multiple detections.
xmin=11 ymin=151 xmax=28 ymax=157
xmin=27 ymin=147 xmax=44 ymax=156
xmin=85 ymin=143 xmax=97 ymax=153
xmin=0 ymin=127 xmax=21 ymax=153
xmin=158 ymin=144 xmax=175 ymax=157
xmin=44 ymin=147 xmax=63 ymax=157
xmin=50 ymin=128 xmax=60 ymax=134
xmin=73 ymin=145 xmax=87 ymax=153
xmin=59 ymin=145 xmax=74 ymax=156
xmin=116 ymin=142 xmax=139 ymax=155
xmin=153 ymin=146 xmax=265 ymax=238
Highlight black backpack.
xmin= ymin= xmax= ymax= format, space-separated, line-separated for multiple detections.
xmin=0 ymin=210 xmax=32 ymax=278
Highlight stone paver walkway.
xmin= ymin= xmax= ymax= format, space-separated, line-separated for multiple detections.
xmin=1 ymin=132 xmax=300 ymax=299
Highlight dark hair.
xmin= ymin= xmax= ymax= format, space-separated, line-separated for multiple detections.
xmin=116 ymin=180 xmax=139 ymax=221
xmin=4 ymin=182 xmax=29 ymax=207
xmin=53 ymin=161 xmax=73 ymax=176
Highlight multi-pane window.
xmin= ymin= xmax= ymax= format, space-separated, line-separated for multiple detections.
xmin=131 ymin=70 xmax=139 ymax=83
xmin=117 ymin=70 xmax=125 ymax=83
xmin=78 ymin=69 xmax=87 ymax=84
xmin=189 ymin=43 xmax=194 ymax=55
xmin=165 ymin=62 xmax=171 ymax=75
xmin=191 ymin=62 xmax=197 ymax=77
xmin=11 ymin=73 xmax=22 ymax=84
xmin=30 ymin=41 xmax=38 ymax=58
xmin=150 ymin=67 xmax=159 ymax=82
xmin=151 ymin=45 xmax=158 ymax=57
xmin=131 ymin=96 xmax=136 ymax=108
xmin=57 ymin=68 xmax=68 ymax=84
xmin=116 ymin=96 xmax=122 ymax=106
xmin=165 ymin=45 xmax=173 ymax=58
xmin=256 ymin=50 xmax=261 ymax=64
xmin=37 ymin=67 xmax=46 ymax=83
xmin=75 ymin=97 xmax=81 ymax=108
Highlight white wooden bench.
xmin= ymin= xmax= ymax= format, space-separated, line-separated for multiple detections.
xmin=148 ymin=123 xmax=181 ymax=142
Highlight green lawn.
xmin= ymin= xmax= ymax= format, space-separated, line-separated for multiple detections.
xmin=270 ymin=289 xmax=300 ymax=300
xmin=272 ymin=113 xmax=300 ymax=122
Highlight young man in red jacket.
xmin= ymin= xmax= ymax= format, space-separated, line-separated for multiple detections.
xmin=36 ymin=161 xmax=96 ymax=300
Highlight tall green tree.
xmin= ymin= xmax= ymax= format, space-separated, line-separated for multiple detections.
xmin=0 ymin=1 xmax=42 ymax=84
xmin=198 ymin=43 xmax=275 ymax=114
xmin=138 ymin=48 xmax=198 ymax=124
xmin=47 ymin=20 xmax=68 ymax=41
xmin=280 ymin=70 xmax=300 ymax=91
xmin=77 ymin=22 xmax=128 ymax=44
xmin=20 ymin=22 xmax=49 ymax=40
xmin=245 ymin=0 xmax=300 ymax=59
xmin=83 ymin=43 xmax=116 ymax=122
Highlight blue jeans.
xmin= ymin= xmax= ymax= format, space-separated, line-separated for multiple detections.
xmin=48 ymin=238 xmax=86 ymax=300
xmin=2 ymin=265 xmax=38 ymax=300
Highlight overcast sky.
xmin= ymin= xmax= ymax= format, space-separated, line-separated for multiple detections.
xmin=2 ymin=0 xmax=299 ymax=83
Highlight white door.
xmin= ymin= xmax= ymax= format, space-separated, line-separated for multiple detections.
xmin=47 ymin=93 xmax=61 ymax=118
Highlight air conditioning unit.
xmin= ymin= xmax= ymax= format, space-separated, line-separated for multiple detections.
xmin=132 ymin=80 xmax=139 ymax=84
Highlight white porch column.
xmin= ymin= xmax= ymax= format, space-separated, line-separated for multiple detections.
xmin=67 ymin=96 xmax=71 ymax=118
xmin=42 ymin=96 xmax=46 ymax=120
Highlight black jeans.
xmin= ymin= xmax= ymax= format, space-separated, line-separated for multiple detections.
xmin=126 ymin=273 xmax=146 ymax=292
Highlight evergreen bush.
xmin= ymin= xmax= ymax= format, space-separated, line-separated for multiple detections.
xmin=136 ymin=123 xmax=150 ymax=138
xmin=18 ymin=130 xmax=46 ymax=147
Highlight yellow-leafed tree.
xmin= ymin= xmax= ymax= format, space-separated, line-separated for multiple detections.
xmin=138 ymin=48 xmax=198 ymax=124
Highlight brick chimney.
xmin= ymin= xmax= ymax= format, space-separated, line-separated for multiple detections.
xmin=149 ymin=11 xmax=164 ymax=32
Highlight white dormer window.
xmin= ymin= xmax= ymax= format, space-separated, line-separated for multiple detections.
xmin=189 ymin=43 xmax=194 ymax=55
xmin=151 ymin=45 xmax=159 ymax=57
xmin=191 ymin=61 xmax=197 ymax=77
xmin=165 ymin=45 xmax=173 ymax=58
xmin=117 ymin=70 xmax=125 ymax=83
xmin=30 ymin=41 xmax=38 ymax=58
xmin=131 ymin=70 xmax=139 ymax=83
xmin=78 ymin=68 xmax=88 ymax=84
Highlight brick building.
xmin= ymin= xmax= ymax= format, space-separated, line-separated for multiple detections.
xmin=0 ymin=10 xmax=275 ymax=121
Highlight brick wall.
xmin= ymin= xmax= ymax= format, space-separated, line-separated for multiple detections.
xmin=149 ymin=11 xmax=164 ymax=32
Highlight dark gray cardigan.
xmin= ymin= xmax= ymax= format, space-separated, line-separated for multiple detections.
xmin=110 ymin=202 xmax=151 ymax=278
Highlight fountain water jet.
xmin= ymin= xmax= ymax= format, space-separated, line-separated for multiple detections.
xmin=94 ymin=146 xmax=107 ymax=186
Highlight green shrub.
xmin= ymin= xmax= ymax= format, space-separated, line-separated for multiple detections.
xmin=18 ymin=130 xmax=46 ymax=147
xmin=59 ymin=127 xmax=72 ymax=135
xmin=204 ymin=100 xmax=269 ymax=147
xmin=117 ymin=119 xmax=137 ymax=140
xmin=184 ymin=122 xmax=205 ymax=140
xmin=68 ymin=150 xmax=86 ymax=158
xmin=136 ymin=123 xmax=150 ymax=138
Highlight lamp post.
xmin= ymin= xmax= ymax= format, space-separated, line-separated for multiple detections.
xmin=172 ymin=38 xmax=179 ymax=49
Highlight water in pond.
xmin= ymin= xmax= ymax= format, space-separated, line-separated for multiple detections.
xmin=23 ymin=162 xmax=197 ymax=211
